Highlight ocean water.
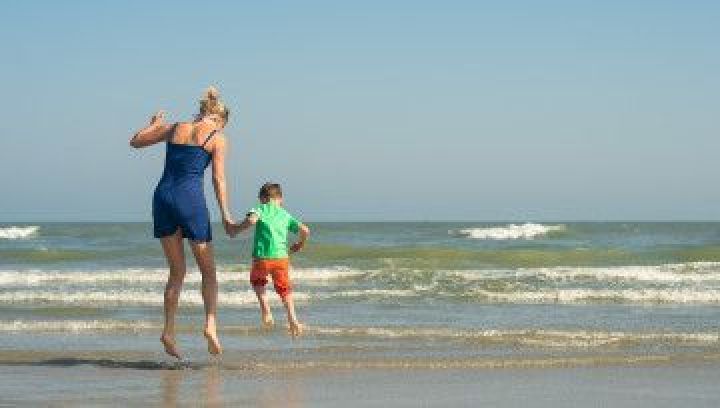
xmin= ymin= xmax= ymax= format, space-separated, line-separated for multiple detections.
xmin=1 ymin=222 xmax=720 ymax=368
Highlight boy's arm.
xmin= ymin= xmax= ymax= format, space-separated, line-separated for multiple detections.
xmin=290 ymin=223 xmax=310 ymax=253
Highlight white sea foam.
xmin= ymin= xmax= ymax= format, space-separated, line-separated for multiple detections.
xmin=472 ymin=288 xmax=720 ymax=304
xmin=0 ymin=269 xmax=171 ymax=286
xmin=0 ymin=319 xmax=158 ymax=332
xmin=0 ymin=290 xmax=313 ymax=307
xmin=292 ymin=267 xmax=366 ymax=281
xmin=0 ymin=320 xmax=277 ymax=335
xmin=0 ymin=287 xmax=418 ymax=307
xmin=450 ymin=223 xmax=565 ymax=240
xmin=534 ymin=262 xmax=720 ymax=283
xmin=0 ymin=266 xmax=366 ymax=286
xmin=3 ymin=320 xmax=716 ymax=349
xmin=449 ymin=262 xmax=720 ymax=284
xmin=310 ymin=326 xmax=720 ymax=348
xmin=334 ymin=289 xmax=417 ymax=297
xmin=0 ymin=226 xmax=39 ymax=239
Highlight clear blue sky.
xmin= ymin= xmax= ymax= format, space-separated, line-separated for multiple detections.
xmin=1 ymin=0 xmax=718 ymax=221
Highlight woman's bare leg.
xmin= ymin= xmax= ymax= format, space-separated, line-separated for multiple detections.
xmin=190 ymin=241 xmax=222 ymax=355
xmin=160 ymin=229 xmax=186 ymax=359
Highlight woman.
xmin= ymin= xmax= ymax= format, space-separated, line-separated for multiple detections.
xmin=130 ymin=86 xmax=233 ymax=358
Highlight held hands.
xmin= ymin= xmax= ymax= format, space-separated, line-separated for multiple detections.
xmin=222 ymin=217 xmax=236 ymax=238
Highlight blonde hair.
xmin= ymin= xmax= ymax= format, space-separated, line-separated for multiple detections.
xmin=198 ymin=86 xmax=230 ymax=123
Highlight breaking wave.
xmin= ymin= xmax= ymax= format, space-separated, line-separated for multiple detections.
xmin=0 ymin=319 xmax=157 ymax=333
xmin=0 ymin=290 xmax=313 ymax=307
xmin=6 ymin=286 xmax=719 ymax=306
xmin=450 ymin=223 xmax=565 ymax=240
xmin=0 ymin=267 xmax=366 ymax=286
xmin=0 ymin=226 xmax=39 ymax=240
xmin=450 ymin=262 xmax=720 ymax=283
xmin=471 ymin=288 xmax=720 ymax=304
xmin=310 ymin=326 xmax=720 ymax=348
xmin=2 ymin=319 xmax=716 ymax=350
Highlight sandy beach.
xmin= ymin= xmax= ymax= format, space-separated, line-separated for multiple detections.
xmin=2 ymin=354 xmax=719 ymax=407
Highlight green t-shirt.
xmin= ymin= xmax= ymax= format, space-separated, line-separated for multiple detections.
xmin=249 ymin=202 xmax=301 ymax=259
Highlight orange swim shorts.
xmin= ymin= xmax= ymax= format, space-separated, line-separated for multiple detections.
xmin=250 ymin=258 xmax=292 ymax=298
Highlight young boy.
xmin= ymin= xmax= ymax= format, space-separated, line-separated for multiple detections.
xmin=231 ymin=182 xmax=310 ymax=337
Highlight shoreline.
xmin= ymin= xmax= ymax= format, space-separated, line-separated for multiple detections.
xmin=2 ymin=358 xmax=719 ymax=407
xmin=2 ymin=349 xmax=720 ymax=371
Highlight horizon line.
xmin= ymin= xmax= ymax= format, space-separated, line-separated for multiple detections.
xmin=3 ymin=219 xmax=720 ymax=224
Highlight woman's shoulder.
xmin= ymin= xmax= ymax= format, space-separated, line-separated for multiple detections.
xmin=167 ymin=122 xmax=192 ymax=134
xmin=211 ymin=131 xmax=227 ymax=145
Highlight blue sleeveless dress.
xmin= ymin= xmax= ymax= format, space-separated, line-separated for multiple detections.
xmin=152 ymin=127 xmax=217 ymax=242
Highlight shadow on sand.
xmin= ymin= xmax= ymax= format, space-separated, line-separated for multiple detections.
xmin=6 ymin=358 xmax=208 ymax=370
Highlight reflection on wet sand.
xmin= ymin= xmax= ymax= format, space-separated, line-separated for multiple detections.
xmin=162 ymin=366 xmax=223 ymax=408
xmin=161 ymin=369 xmax=181 ymax=408
xmin=160 ymin=365 xmax=304 ymax=407
xmin=253 ymin=375 xmax=303 ymax=408
xmin=205 ymin=366 xmax=223 ymax=408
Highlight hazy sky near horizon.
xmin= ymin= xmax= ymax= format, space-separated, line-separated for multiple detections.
xmin=1 ymin=0 xmax=718 ymax=221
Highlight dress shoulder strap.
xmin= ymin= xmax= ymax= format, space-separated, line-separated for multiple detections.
xmin=167 ymin=123 xmax=179 ymax=143
xmin=201 ymin=129 xmax=218 ymax=147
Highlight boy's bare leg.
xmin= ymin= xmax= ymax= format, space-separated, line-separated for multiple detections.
xmin=281 ymin=294 xmax=303 ymax=338
xmin=252 ymin=285 xmax=274 ymax=329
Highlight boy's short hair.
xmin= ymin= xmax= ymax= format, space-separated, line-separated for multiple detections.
xmin=258 ymin=182 xmax=283 ymax=202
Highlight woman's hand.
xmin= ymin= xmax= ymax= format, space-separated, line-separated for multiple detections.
xmin=130 ymin=110 xmax=172 ymax=148
xmin=150 ymin=110 xmax=166 ymax=125
xmin=222 ymin=216 xmax=236 ymax=237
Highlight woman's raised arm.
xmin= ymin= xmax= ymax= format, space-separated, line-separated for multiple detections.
xmin=130 ymin=111 xmax=174 ymax=148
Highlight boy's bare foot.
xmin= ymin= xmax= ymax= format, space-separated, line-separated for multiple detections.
xmin=288 ymin=321 xmax=304 ymax=338
xmin=261 ymin=313 xmax=274 ymax=330
xmin=203 ymin=329 xmax=223 ymax=355
xmin=160 ymin=334 xmax=181 ymax=359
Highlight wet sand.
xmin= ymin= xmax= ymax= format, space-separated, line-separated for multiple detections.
xmin=2 ymin=357 xmax=719 ymax=407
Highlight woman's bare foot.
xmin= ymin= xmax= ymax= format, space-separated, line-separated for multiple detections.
xmin=261 ymin=313 xmax=274 ymax=330
xmin=161 ymin=334 xmax=182 ymax=359
xmin=203 ymin=328 xmax=223 ymax=355
xmin=288 ymin=321 xmax=304 ymax=338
